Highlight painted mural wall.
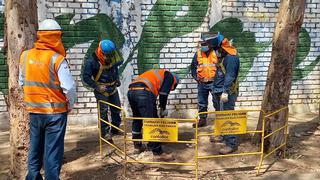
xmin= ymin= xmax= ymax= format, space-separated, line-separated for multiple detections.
xmin=0 ymin=0 xmax=319 ymax=116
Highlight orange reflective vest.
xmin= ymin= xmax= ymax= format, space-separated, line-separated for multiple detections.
xmin=197 ymin=50 xmax=218 ymax=82
xmin=19 ymin=49 xmax=68 ymax=113
xmin=132 ymin=69 xmax=177 ymax=96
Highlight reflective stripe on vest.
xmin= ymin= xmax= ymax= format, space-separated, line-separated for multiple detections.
xmin=25 ymin=102 xmax=66 ymax=108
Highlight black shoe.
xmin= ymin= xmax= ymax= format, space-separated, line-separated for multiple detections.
xmin=193 ymin=118 xmax=207 ymax=128
xmin=133 ymin=144 xmax=147 ymax=154
xmin=111 ymin=129 xmax=124 ymax=136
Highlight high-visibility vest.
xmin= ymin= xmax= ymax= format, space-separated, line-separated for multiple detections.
xmin=197 ymin=50 xmax=218 ymax=82
xmin=20 ymin=49 xmax=68 ymax=113
xmin=131 ymin=69 xmax=177 ymax=96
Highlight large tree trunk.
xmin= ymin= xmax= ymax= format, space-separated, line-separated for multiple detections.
xmin=4 ymin=0 xmax=37 ymax=178
xmin=253 ymin=0 xmax=306 ymax=153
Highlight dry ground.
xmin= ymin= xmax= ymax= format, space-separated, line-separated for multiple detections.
xmin=0 ymin=111 xmax=319 ymax=180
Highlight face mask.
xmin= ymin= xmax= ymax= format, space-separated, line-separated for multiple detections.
xmin=104 ymin=53 xmax=114 ymax=64
xmin=201 ymin=46 xmax=209 ymax=52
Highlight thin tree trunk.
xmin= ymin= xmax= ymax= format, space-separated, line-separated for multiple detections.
xmin=253 ymin=0 xmax=306 ymax=153
xmin=4 ymin=0 xmax=37 ymax=178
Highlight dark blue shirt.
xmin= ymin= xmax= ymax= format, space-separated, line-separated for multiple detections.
xmin=213 ymin=54 xmax=240 ymax=93
xmin=82 ymin=53 xmax=122 ymax=91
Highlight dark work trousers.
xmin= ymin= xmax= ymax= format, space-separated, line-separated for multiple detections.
xmin=26 ymin=112 xmax=67 ymax=180
xmin=197 ymin=82 xmax=215 ymax=120
xmin=95 ymin=90 xmax=121 ymax=136
xmin=127 ymin=89 xmax=163 ymax=155
xmin=212 ymin=92 xmax=238 ymax=149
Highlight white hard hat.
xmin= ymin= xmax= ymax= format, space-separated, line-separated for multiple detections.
xmin=38 ymin=19 xmax=62 ymax=31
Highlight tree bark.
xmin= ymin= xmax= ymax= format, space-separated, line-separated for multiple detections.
xmin=4 ymin=0 xmax=37 ymax=178
xmin=253 ymin=0 xmax=306 ymax=153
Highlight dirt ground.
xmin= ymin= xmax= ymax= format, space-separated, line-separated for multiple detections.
xmin=0 ymin=111 xmax=319 ymax=180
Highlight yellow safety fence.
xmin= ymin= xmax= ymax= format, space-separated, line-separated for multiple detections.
xmin=258 ymin=106 xmax=289 ymax=174
xmin=196 ymin=109 xmax=265 ymax=177
xmin=196 ymin=106 xmax=289 ymax=177
xmin=123 ymin=116 xmax=198 ymax=178
xmin=97 ymin=101 xmax=289 ymax=179
xmin=98 ymin=100 xmax=126 ymax=156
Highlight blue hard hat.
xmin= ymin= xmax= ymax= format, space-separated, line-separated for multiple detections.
xmin=99 ymin=39 xmax=116 ymax=54
xmin=171 ymin=72 xmax=180 ymax=85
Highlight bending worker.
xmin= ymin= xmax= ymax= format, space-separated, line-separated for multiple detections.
xmin=19 ymin=19 xmax=76 ymax=179
xmin=191 ymin=32 xmax=223 ymax=127
xmin=83 ymin=39 xmax=123 ymax=142
xmin=209 ymin=32 xmax=240 ymax=154
xmin=127 ymin=69 xmax=179 ymax=161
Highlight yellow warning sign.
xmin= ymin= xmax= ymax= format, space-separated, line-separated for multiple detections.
xmin=214 ymin=111 xmax=247 ymax=135
xmin=143 ymin=119 xmax=178 ymax=142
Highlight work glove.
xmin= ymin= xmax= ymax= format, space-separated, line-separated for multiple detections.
xmin=221 ymin=92 xmax=229 ymax=103
xmin=115 ymin=80 xmax=121 ymax=87
xmin=97 ymin=85 xmax=106 ymax=93
xmin=159 ymin=108 xmax=168 ymax=117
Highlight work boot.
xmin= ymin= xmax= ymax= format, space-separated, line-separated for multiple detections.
xmin=111 ymin=128 xmax=124 ymax=136
xmin=210 ymin=136 xmax=223 ymax=143
xmin=193 ymin=118 xmax=207 ymax=128
xmin=103 ymin=133 xmax=114 ymax=143
xmin=219 ymin=145 xmax=237 ymax=155
xmin=153 ymin=152 xmax=175 ymax=161
xmin=133 ymin=144 xmax=147 ymax=154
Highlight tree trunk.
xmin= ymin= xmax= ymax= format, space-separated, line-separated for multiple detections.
xmin=253 ymin=0 xmax=306 ymax=153
xmin=4 ymin=0 xmax=37 ymax=178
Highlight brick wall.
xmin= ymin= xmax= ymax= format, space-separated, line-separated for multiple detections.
xmin=0 ymin=0 xmax=319 ymax=116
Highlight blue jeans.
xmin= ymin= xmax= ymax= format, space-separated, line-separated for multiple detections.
xmin=127 ymin=89 xmax=162 ymax=155
xmin=95 ymin=90 xmax=121 ymax=136
xmin=26 ymin=112 xmax=67 ymax=180
xmin=212 ymin=92 xmax=238 ymax=149
xmin=197 ymin=82 xmax=215 ymax=119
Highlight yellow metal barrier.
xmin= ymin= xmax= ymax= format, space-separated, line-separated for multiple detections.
xmin=98 ymin=100 xmax=126 ymax=157
xmin=195 ymin=109 xmax=265 ymax=178
xmin=123 ymin=116 xmax=198 ymax=179
xmin=96 ymin=104 xmax=289 ymax=179
xmin=257 ymin=106 xmax=289 ymax=174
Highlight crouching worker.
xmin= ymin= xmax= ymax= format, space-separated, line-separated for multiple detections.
xmin=83 ymin=39 xmax=123 ymax=142
xmin=127 ymin=69 xmax=179 ymax=161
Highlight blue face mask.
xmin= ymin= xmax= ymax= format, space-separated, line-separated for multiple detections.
xmin=201 ymin=46 xmax=209 ymax=52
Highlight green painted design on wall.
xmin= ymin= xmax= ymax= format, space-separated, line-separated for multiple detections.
xmin=210 ymin=17 xmax=270 ymax=81
xmin=0 ymin=13 xmax=7 ymax=93
xmin=55 ymin=13 xmax=125 ymax=88
xmin=55 ymin=13 xmax=125 ymax=59
xmin=293 ymin=27 xmax=320 ymax=81
xmin=136 ymin=0 xmax=209 ymax=75
xmin=0 ymin=12 xmax=319 ymax=94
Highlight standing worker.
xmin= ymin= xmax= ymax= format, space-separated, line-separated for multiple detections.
xmin=127 ymin=69 xmax=179 ymax=161
xmin=19 ymin=19 xmax=77 ymax=180
xmin=209 ymin=32 xmax=240 ymax=154
xmin=83 ymin=39 xmax=123 ymax=142
xmin=191 ymin=32 xmax=223 ymax=127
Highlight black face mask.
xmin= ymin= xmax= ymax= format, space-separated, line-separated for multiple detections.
xmin=104 ymin=52 xmax=115 ymax=64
